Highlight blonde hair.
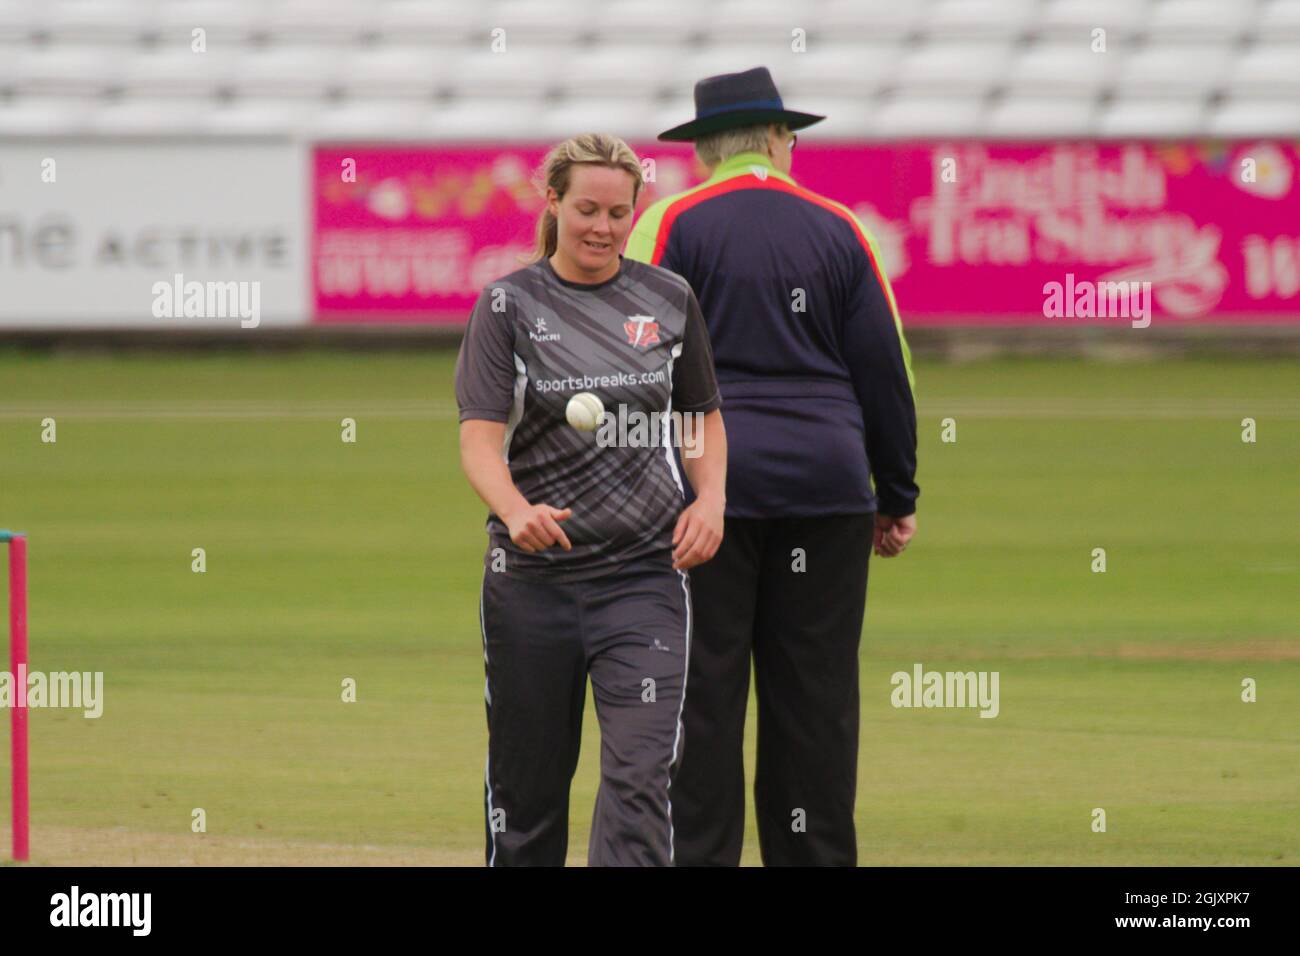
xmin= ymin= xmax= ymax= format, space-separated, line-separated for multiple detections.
xmin=525 ymin=133 xmax=644 ymax=263
xmin=694 ymin=123 xmax=783 ymax=169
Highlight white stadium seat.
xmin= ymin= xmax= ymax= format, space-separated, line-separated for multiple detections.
xmin=427 ymin=99 xmax=555 ymax=141
xmin=555 ymin=46 xmax=690 ymax=99
xmin=985 ymin=94 xmax=1098 ymax=137
xmin=1206 ymin=96 xmax=1300 ymax=136
xmin=1147 ymin=0 xmax=1263 ymax=41
xmin=39 ymin=0 xmax=160 ymax=43
xmin=0 ymin=96 xmax=95 ymax=135
xmin=201 ymin=98 xmax=323 ymax=136
xmin=871 ymin=93 xmax=987 ymax=137
xmin=341 ymin=46 xmax=445 ymax=98
xmin=1229 ymin=44 xmax=1300 ymax=95
xmin=0 ymin=40 xmax=27 ymax=84
xmin=776 ymin=45 xmax=903 ymax=98
xmin=816 ymin=0 xmax=932 ymax=39
xmin=10 ymin=46 xmax=119 ymax=95
xmin=372 ymin=0 xmax=495 ymax=45
xmin=535 ymin=95 xmax=666 ymax=141
xmin=0 ymin=1 xmax=39 ymax=40
xmin=1008 ymin=41 xmax=1125 ymax=95
xmin=701 ymin=0 xmax=824 ymax=43
xmin=151 ymin=1 xmax=270 ymax=44
xmin=1258 ymin=0 xmax=1300 ymax=40
xmin=897 ymin=41 xmax=1018 ymax=94
xmin=1096 ymin=96 xmax=1209 ymax=138
xmin=445 ymin=49 xmax=559 ymax=99
xmin=262 ymin=0 xmax=372 ymax=44
xmin=925 ymin=0 xmax=1040 ymax=39
xmin=486 ymin=0 xmax=615 ymax=45
xmin=310 ymin=98 xmax=438 ymax=140
xmin=119 ymin=47 xmax=241 ymax=96
xmin=226 ymin=46 xmax=344 ymax=97
xmin=590 ymin=0 xmax=710 ymax=43
xmin=85 ymin=97 xmax=214 ymax=135
xmin=1038 ymin=0 xmax=1157 ymax=41
xmin=1116 ymin=42 xmax=1233 ymax=95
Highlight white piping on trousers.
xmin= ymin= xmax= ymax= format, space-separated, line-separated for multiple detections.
xmin=480 ymin=577 xmax=498 ymax=867
xmin=666 ymin=567 xmax=691 ymax=864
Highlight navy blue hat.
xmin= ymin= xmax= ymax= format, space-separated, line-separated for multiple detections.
xmin=657 ymin=66 xmax=826 ymax=142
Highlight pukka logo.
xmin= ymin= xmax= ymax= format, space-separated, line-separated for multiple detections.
xmin=624 ymin=315 xmax=660 ymax=348
xmin=529 ymin=316 xmax=560 ymax=343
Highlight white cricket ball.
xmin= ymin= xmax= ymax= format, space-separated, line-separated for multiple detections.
xmin=565 ymin=392 xmax=605 ymax=432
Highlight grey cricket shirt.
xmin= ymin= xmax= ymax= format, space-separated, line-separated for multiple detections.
xmin=455 ymin=254 xmax=722 ymax=581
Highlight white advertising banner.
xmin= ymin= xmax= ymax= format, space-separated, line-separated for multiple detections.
xmin=0 ymin=141 xmax=307 ymax=328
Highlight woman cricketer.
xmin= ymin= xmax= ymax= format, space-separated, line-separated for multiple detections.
xmin=455 ymin=132 xmax=727 ymax=866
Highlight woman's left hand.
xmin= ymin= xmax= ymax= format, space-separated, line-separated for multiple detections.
xmin=671 ymin=493 xmax=725 ymax=570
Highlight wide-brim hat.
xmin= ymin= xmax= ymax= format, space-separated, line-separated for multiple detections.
xmin=657 ymin=66 xmax=826 ymax=142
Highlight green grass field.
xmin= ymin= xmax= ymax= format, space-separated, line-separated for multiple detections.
xmin=1 ymin=349 xmax=1297 ymax=866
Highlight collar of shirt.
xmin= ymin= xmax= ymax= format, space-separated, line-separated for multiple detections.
xmin=707 ymin=151 xmax=797 ymax=186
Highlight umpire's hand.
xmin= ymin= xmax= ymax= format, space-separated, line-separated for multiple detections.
xmin=873 ymin=513 xmax=916 ymax=558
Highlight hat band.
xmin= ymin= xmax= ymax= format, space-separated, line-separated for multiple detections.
xmin=696 ymin=97 xmax=785 ymax=118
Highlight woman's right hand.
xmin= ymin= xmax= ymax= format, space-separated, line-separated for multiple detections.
xmin=502 ymin=503 xmax=573 ymax=553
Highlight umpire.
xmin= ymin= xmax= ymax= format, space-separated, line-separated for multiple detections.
xmin=625 ymin=66 xmax=919 ymax=866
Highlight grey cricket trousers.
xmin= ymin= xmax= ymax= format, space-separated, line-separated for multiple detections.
xmin=479 ymin=553 xmax=692 ymax=866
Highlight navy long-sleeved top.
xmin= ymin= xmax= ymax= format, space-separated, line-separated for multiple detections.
xmin=625 ymin=151 xmax=919 ymax=518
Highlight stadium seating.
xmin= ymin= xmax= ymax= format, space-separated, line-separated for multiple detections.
xmin=0 ymin=0 xmax=1297 ymax=138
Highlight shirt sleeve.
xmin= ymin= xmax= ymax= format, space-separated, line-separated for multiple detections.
xmin=671 ymin=285 xmax=722 ymax=415
xmin=624 ymin=197 xmax=677 ymax=270
xmin=840 ymin=242 xmax=919 ymax=517
xmin=455 ymin=284 xmax=518 ymax=423
xmin=624 ymin=210 xmax=657 ymax=264
xmin=656 ymin=231 xmax=682 ymax=276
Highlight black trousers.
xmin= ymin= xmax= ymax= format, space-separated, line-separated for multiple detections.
xmin=673 ymin=513 xmax=873 ymax=866
xmin=479 ymin=554 xmax=691 ymax=866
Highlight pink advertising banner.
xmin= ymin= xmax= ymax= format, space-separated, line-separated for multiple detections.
xmin=313 ymin=142 xmax=1300 ymax=324
xmin=314 ymin=144 xmax=696 ymax=323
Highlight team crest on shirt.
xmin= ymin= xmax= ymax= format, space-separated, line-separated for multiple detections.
xmin=624 ymin=315 xmax=660 ymax=348
xmin=529 ymin=317 xmax=560 ymax=343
